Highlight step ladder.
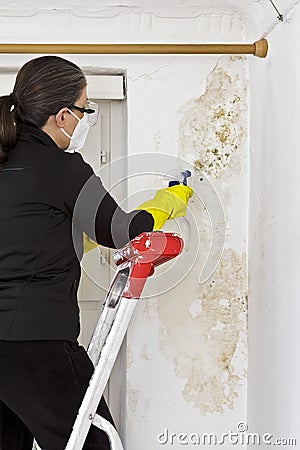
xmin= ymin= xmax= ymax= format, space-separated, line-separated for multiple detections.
xmin=61 ymin=231 xmax=184 ymax=450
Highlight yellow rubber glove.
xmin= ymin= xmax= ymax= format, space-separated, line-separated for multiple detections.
xmin=83 ymin=232 xmax=98 ymax=254
xmin=136 ymin=184 xmax=193 ymax=230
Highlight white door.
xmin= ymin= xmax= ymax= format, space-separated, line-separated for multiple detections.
xmin=78 ymin=97 xmax=127 ymax=431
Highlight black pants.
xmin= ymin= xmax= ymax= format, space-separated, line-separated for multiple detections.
xmin=0 ymin=340 xmax=115 ymax=450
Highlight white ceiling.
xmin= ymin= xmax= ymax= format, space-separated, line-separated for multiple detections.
xmin=0 ymin=0 xmax=254 ymax=11
xmin=0 ymin=0 xmax=285 ymax=15
xmin=0 ymin=0 xmax=263 ymax=16
xmin=0 ymin=0 xmax=296 ymax=40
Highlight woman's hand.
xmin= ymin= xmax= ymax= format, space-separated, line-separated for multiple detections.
xmin=136 ymin=184 xmax=193 ymax=230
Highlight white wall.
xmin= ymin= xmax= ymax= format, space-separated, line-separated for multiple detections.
xmin=123 ymin=53 xmax=249 ymax=450
xmin=248 ymin=5 xmax=300 ymax=448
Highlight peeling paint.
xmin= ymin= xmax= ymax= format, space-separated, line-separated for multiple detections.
xmin=154 ymin=130 xmax=161 ymax=152
xmin=189 ymin=297 xmax=203 ymax=319
xmin=142 ymin=296 xmax=158 ymax=321
xmin=178 ymin=56 xmax=248 ymax=179
xmin=127 ymin=345 xmax=134 ymax=371
xmin=127 ymin=383 xmax=140 ymax=415
xmin=158 ymin=248 xmax=247 ymax=414
xmin=140 ymin=344 xmax=153 ymax=361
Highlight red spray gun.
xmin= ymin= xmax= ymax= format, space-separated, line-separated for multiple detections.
xmin=110 ymin=231 xmax=184 ymax=302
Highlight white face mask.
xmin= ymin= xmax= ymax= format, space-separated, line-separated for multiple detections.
xmin=60 ymin=108 xmax=90 ymax=153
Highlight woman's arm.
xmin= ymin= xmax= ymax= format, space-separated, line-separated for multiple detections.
xmin=61 ymin=152 xmax=154 ymax=249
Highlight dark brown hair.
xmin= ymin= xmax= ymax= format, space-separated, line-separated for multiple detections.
xmin=0 ymin=55 xmax=86 ymax=169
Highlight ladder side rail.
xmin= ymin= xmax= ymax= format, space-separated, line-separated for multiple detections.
xmin=93 ymin=415 xmax=124 ymax=450
xmin=64 ymin=297 xmax=138 ymax=450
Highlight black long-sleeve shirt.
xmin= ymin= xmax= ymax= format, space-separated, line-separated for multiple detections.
xmin=0 ymin=122 xmax=154 ymax=341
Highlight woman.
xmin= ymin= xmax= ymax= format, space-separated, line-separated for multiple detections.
xmin=0 ymin=56 xmax=192 ymax=450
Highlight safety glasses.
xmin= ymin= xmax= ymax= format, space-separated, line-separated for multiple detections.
xmin=70 ymin=100 xmax=99 ymax=127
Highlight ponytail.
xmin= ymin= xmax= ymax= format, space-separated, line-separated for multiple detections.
xmin=0 ymin=56 xmax=86 ymax=171
xmin=0 ymin=93 xmax=17 ymax=169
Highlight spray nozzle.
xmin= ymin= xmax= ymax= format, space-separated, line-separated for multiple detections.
xmin=168 ymin=170 xmax=192 ymax=187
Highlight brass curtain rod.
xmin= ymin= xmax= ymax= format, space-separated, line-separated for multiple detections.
xmin=0 ymin=39 xmax=268 ymax=58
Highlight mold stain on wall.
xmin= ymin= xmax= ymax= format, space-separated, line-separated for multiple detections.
xmin=178 ymin=55 xmax=248 ymax=179
xmin=156 ymin=55 xmax=249 ymax=415
xmin=158 ymin=249 xmax=247 ymax=415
